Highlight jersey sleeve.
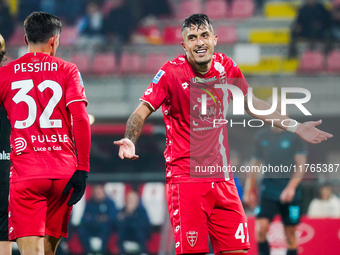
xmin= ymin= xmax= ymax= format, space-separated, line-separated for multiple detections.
xmin=65 ymin=64 xmax=88 ymax=107
xmin=227 ymin=59 xmax=249 ymax=97
xmin=140 ymin=66 xmax=171 ymax=111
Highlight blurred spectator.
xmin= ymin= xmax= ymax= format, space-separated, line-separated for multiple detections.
xmin=77 ymin=0 xmax=105 ymax=50
xmin=139 ymin=0 xmax=172 ymax=18
xmin=58 ymin=0 xmax=87 ymax=25
xmin=117 ymin=190 xmax=151 ymax=255
xmin=288 ymin=0 xmax=331 ymax=58
xmin=18 ymin=0 xmax=39 ymax=22
xmin=39 ymin=0 xmax=58 ymax=15
xmin=307 ymin=184 xmax=340 ymax=218
xmin=78 ymin=183 xmax=118 ymax=255
xmin=0 ymin=0 xmax=14 ymax=40
xmin=133 ymin=16 xmax=162 ymax=45
xmin=331 ymin=1 xmax=340 ymax=40
xmin=103 ymin=0 xmax=137 ymax=42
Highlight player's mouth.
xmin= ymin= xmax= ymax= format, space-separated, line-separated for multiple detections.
xmin=194 ymin=48 xmax=208 ymax=57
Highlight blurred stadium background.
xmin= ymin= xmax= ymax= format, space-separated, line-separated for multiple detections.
xmin=1 ymin=0 xmax=340 ymax=254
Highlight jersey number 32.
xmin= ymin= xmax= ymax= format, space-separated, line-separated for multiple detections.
xmin=12 ymin=79 xmax=62 ymax=129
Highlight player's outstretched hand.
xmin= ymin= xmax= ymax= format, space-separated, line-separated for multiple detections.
xmin=296 ymin=120 xmax=333 ymax=144
xmin=114 ymin=138 xmax=139 ymax=160
xmin=62 ymin=170 xmax=88 ymax=206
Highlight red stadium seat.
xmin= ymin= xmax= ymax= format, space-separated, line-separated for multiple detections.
xmin=216 ymin=25 xmax=238 ymax=44
xmin=60 ymin=26 xmax=78 ymax=46
xmin=298 ymin=50 xmax=325 ymax=73
xmin=230 ymin=0 xmax=255 ymax=19
xmin=93 ymin=53 xmax=116 ymax=75
xmin=147 ymin=231 xmax=161 ymax=254
xmin=144 ymin=53 xmax=168 ymax=74
xmin=205 ymin=0 xmax=229 ymax=19
xmin=70 ymin=54 xmax=91 ymax=74
xmin=163 ymin=26 xmax=182 ymax=45
xmin=7 ymin=26 xmax=25 ymax=47
xmin=176 ymin=0 xmax=203 ymax=19
xmin=120 ymin=53 xmax=142 ymax=74
xmin=326 ymin=50 xmax=340 ymax=73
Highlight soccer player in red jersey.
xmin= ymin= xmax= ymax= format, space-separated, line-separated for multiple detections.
xmin=115 ymin=14 xmax=332 ymax=254
xmin=0 ymin=33 xmax=12 ymax=255
xmin=0 ymin=12 xmax=91 ymax=255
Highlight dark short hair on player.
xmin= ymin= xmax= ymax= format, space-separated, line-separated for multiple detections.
xmin=24 ymin=12 xmax=62 ymax=44
xmin=181 ymin=13 xmax=213 ymax=34
xmin=0 ymin=34 xmax=6 ymax=66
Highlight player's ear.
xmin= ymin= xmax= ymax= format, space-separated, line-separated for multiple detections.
xmin=181 ymin=42 xmax=187 ymax=52
xmin=214 ymin=34 xmax=218 ymax=46
xmin=50 ymin=35 xmax=57 ymax=47
xmin=24 ymin=36 xmax=28 ymax=46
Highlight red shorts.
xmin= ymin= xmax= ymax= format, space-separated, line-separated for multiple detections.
xmin=166 ymin=180 xmax=250 ymax=254
xmin=8 ymin=179 xmax=72 ymax=240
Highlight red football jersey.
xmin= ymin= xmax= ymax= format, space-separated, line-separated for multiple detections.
xmin=0 ymin=52 xmax=88 ymax=183
xmin=141 ymin=53 xmax=249 ymax=183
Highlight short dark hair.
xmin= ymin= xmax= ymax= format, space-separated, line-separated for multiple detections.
xmin=181 ymin=13 xmax=213 ymax=34
xmin=24 ymin=11 xmax=62 ymax=44
xmin=0 ymin=34 xmax=6 ymax=66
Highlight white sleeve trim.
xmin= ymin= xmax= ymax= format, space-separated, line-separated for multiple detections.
xmin=139 ymin=98 xmax=156 ymax=112
xmin=140 ymin=99 xmax=156 ymax=111
xmin=66 ymin=99 xmax=88 ymax=107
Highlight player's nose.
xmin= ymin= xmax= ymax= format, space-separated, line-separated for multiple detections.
xmin=196 ymin=37 xmax=204 ymax=46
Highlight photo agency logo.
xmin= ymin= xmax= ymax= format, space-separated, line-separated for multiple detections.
xmin=194 ymin=83 xmax=312 ymax=129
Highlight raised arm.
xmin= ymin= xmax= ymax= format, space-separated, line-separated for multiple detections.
xmin=244 ymin=94 xmax=333 ymax=144
xmin=114 ymin=102 xmax=153 ymax=160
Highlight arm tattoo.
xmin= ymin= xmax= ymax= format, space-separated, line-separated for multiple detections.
xmin=125 ymin=113 xmax=144 ymax=144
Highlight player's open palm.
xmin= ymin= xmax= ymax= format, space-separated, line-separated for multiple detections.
xmin=296 ymin=120 xmax=333 ymax=144
xmin=114 ymin=138 xmax=139 ymax=160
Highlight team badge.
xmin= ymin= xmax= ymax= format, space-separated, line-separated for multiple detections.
xmin=186 ymin=231 xmax=198 ymax=247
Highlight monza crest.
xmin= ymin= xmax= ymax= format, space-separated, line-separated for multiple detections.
xmin=186 ymin=231 xmax=198 ymax=247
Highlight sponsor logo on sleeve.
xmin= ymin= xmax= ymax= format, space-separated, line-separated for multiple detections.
xmin=152 ymin=70 xmax=165 ymax=84
xmin=78 ymin=72 xmax=84 ymax=87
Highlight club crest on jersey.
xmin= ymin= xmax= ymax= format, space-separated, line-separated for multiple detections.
xmin=152 ymin=70 xmax=165 ymax=84
xmin=186 ymin=231 xmax=198 ymax=247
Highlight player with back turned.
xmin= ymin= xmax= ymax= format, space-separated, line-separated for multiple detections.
xmin=0 ymin=12 xmax=91 ymax=255
xmin=243 ymin=101 xmax=308 ymax=255
xmin=115 ymin=14 xmax=332 ymax=255
xmin=0 ymin=33 xmax=12 ymax=255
